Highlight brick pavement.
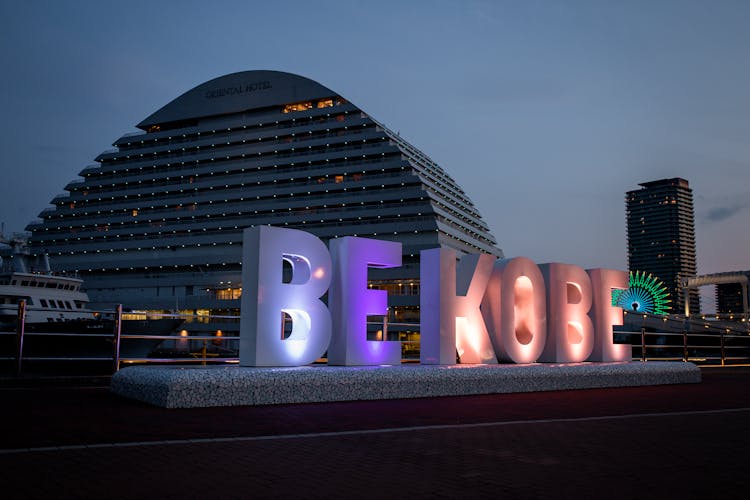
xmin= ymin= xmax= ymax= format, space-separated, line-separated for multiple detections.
xmin=1 ymin=367 xmax=748 ymax=499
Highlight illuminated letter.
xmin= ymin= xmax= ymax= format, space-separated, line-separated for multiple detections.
xmin=420 ymin=248 xmax=497 ymax=365
xmin=538 ymin=263 xmax=594 ymax=363
xmin=482 ymin=257 xmax=546 ymax=363
xmin=327 ymin=237 xmax=402 ymax=365
xmin=239 ymin=226 xmax=332 ymax=366
xmin=588 ymin=268 xmax=630 ymax=362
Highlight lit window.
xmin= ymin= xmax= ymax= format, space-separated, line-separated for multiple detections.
xmin=132 ymin=209 xmax=139 ymax=217
xmin=282 ymin=101 xmax=313 ymax=113
xmin=317 ymin=99 xmax=334 ymax=108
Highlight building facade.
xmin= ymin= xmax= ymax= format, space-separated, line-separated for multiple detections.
xmin=716 ymin=271 xmax=750 ymax=315
xmin=626 ymin=178 xmax=699 ymax=315
xmin=25 ymin=71 xmax=502 ymax=339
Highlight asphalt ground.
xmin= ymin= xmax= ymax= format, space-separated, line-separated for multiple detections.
xmin=1 ymin=366 xmax=748 ymax=499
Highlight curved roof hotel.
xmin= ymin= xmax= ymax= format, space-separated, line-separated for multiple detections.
xmin=26 ymin=71 xmax=502 ymax=335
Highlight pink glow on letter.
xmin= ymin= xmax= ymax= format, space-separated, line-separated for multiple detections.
xmin=588 ymin=268 xmax=630 ymax=362
xmin=482 ymin=257 xmax=547 ymax=363
xmin=539 ymin=263 xmax=594 ymax=362
xmin=420 ymin=249 xmax=497 ymax=364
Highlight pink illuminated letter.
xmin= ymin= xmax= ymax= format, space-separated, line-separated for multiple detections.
xmin=482 ymin=257 xmax=547 ymax=363
xmin=539 ymin=263 xmax=594 ymax=362
xmin=239 ymin=226 xmax=332 ymax=366
xmin=327 ymin=237 xmax=402 ymax=365
xmin=420 ymin=248 xmax=497 ymax=364
xmin=588 ymin=268 xmax=630 ymax=361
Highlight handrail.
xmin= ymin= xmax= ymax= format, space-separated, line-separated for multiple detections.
xmin=3 ymin=302 xmax=750 ymax=375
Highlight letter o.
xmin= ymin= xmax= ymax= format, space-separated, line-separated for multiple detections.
xmin=482 ymin=257 xmax=547 ymax=363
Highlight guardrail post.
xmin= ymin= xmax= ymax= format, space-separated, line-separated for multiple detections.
xmin=640 ymin=327 xmax=646 ymax=362
xmin=112 ymin=304 xmax=122 ymax=373
xmin=15 ymin=300 xmax=26 ymax=376
xmin=720 ymin=331 xmax=725 ymax=367
xmin=682 ymin=329 xmax=688 ymax=362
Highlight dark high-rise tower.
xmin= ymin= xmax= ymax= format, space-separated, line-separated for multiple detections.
xmin=626 ymin=178 xmax=699 ymax=315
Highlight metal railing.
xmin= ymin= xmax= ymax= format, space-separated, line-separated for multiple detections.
xmin=3 ymin=300 xmax=749 ymax=376
xmin=1 ymin=301 xmax=416 ymax=375
xmin=615 ymin=328 xmax=750 ymax=366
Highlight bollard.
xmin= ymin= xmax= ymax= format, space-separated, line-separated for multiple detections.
xmin=16 ymin=300 xmax=26 ymax=376
xmin=112 ymin=304 xmax=123 ymax=373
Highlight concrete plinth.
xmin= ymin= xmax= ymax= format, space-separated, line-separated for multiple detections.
xmin=110 ymin=362 xmax=701 ymax=408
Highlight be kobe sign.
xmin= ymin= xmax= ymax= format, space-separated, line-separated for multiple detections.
xmin=240 ymin=226 xmax=630 ymax=367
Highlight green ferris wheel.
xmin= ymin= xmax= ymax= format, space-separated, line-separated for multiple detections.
xmin=612 ymin=271 xmax=671 ymax=316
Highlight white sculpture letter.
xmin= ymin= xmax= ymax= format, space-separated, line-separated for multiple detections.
xmin=239 ymin=226 xmax=332 ymax=366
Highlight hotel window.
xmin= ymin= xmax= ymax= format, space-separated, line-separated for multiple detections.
xmin=282 ymin=101 xmax=313 ymax=113
xmin=216 ymin=287 xmax=242 ymax=300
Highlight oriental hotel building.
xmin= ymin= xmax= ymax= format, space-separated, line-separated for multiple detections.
xmin=26 ymin=71 xmax=503 ymax=343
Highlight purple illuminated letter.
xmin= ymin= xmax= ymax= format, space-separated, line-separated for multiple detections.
xmin=327 ymin=237 xmax=402 ymax=365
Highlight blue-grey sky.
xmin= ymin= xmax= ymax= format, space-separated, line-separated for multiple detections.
xmin=2 ymin=0 xmax=748 ymax=307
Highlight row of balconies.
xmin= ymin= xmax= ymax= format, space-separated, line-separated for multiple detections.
xmin=40 ymin=169 xmax=419 ymax=229
xmin=35 ymin=213 xmax=437 ymax=253
xmin=34 ymin=195 xmax=431 ymax=243
xmin=112 ymin=101 xmax=358 ymax=148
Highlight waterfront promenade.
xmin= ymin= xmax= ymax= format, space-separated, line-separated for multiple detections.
xmin=1 ymin=366 xmax=748 ymax=499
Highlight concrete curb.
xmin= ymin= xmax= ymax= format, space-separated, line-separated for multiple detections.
xmin=111 ymin=361 xmax=701 ymax=408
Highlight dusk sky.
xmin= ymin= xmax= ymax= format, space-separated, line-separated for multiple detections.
xmin=2 ymin=1 xmax=748 ymax=309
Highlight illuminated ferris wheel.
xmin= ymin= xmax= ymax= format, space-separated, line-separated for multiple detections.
xmin=612 ymin=271 xmax=671 ymax=316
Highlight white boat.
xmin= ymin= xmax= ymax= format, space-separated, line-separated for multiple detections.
xmin=0 ymin=233 xmax=181 ymax=359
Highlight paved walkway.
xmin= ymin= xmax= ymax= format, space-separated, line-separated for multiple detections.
xmin=1 ymin=367 xmax=748 ymax=499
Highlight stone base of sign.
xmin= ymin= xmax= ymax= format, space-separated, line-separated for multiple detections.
xmin=110 ymin=361 xmax=701 ymax=409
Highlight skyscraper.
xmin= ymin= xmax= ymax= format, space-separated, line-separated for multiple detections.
xmin=626 ymin=178 xmax=699 ymax=315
